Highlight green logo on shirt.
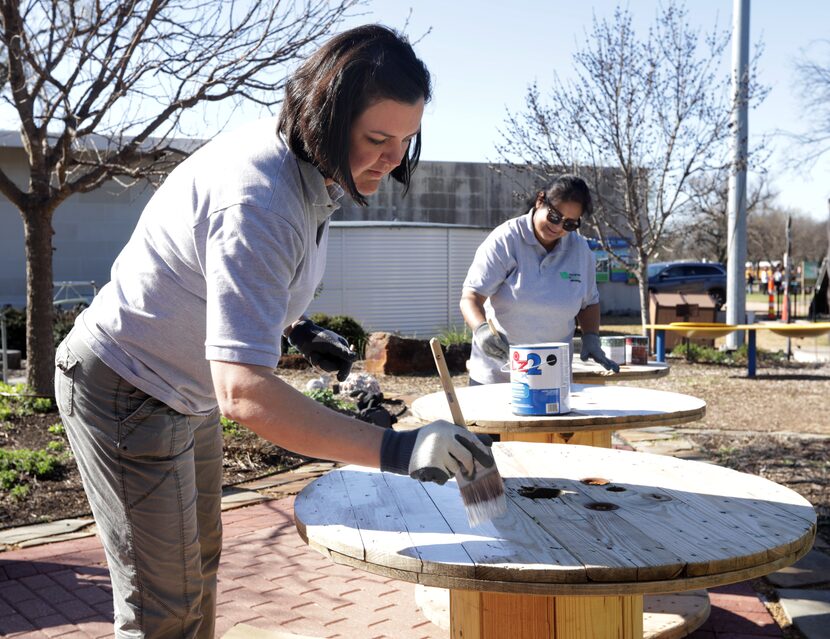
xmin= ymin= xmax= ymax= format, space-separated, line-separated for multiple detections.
xmin=560 ymin=271 xmax=582 ymax=283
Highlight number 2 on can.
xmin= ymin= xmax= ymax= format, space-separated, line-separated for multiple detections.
xmin=513 ymin=351 xmax=542 ymax=375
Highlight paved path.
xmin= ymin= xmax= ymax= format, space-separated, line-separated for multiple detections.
xmin=0 ymin=435 xmax=825 ymax=638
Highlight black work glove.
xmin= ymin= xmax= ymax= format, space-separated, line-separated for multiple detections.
xmin=580 ymin=332 xmax=621 ymax=373
xmin=287 ymin=319 xmax=357 ymax=382
xmin=380 ymin=420 xmax=496 ymax=485
xmin=474 ymin=322 xmax=509 ymax=360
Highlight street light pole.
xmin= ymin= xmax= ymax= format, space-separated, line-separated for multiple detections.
xmin=726 ymin=0 xmax=750 ymax=348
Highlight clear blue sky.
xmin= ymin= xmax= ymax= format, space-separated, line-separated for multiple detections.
xmin=316 ymin=0 xmax=828 ymax=221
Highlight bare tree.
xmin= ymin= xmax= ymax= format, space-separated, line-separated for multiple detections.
xmin=792 ymin=40 xmax=830 ymax=164
xmin=0 ymin=0 xmax=361 ymax=394
xmin=675 ymin=170 xmax=775 ymax=263
xmin=748 ymin=207 xmax=828 ymax=264
xmin=497 ymin=3 xmax=766 ymax=327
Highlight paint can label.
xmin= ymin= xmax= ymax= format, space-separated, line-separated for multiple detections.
xmin=624 ymin=335 xmax=649 ymax=365
xmin=510 ymin=343 xmax=571 ymax=415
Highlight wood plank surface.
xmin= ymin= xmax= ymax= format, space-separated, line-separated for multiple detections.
xmin=571 ymin=360 xmax=671 ymax=383
xmin=411 ymin=383 xmax=706 ymax=433
xmin=294 ymin=443 xmax=816 ymax=596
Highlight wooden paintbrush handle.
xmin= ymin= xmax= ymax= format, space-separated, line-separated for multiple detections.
xmin=428 ymin=338 xmax=466 ymax=427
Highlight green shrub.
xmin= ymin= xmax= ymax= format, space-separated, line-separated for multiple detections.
xmin=46 ymin=440 xmax=65 ymax=453
xmin=308 ymin=313 xmax=367 ymax=357
xmin=669 ymin=342 xmax=788 ymax=366
xmin=0 ymin=303 xmax=86 ymax=358
xmin=220 ymin=415 xmax=242 ymax=437
xmin=0 ymin=382 xmax=54 ymax=416
xmin=53 ymin=304 xmax=87 ymax=346
xmin=0 ymin=469 xmax=17 ymax=490
xmin=438 ymin=325 xmax=472 ymax=346
xmin=10 ymin=484 xmax=29 ymax=500
xmin=0 ymin=447 xmax=65 ymax=495
xmin=0 ymin=306 xmax=26 ymax=354
xmin=48 ymin=423 xmax=66 ymax=436
xmin=303 ymin=388 xmax=354 ymax=412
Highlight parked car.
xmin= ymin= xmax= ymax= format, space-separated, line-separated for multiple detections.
xmin=647 ymin=261 xmax=727 ymax=307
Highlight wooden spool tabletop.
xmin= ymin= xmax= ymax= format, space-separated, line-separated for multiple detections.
xmin=295 ymin=443 xmax=814 ymax=638
xmin=571 ymin=359 xmax=670 ymax=383
xmin=411 ymin=383 xmax=705 ymax=434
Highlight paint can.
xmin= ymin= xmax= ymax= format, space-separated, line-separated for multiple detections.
xmin=571 ymin=336 xmax=582 ymax=359
xmin=625 ymin=335 xmax=649 ymax=365
xmin=510 ymin=343 xmax=571 ymax=416
xmin=600 ymin=336 xmax=626 ymax=366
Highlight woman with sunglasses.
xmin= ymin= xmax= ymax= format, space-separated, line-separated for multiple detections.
xmin=460 ymin=174 xmax=619 ymax=386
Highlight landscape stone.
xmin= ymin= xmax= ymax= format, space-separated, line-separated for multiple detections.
xmin=0 ymin=518 xmax=93 ymax=546
xmin=767 ymin=550 xmax=830 ymax=588
xmin=776 ymin=588 xmax=830 ymax=639
xmin=364 ymin=332 xmax=470 ymax=375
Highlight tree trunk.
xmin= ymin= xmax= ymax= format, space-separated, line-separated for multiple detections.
xmin=637 ymin=263 xmax=650 ymax=333
xmin=23 ymin=208 xmax=56 ymax=396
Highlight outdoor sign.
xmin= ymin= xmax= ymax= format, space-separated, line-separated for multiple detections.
xmin=803 ymin=261 xmax=819 ymax=284
xmin=587 ymin=237 xmax=634 ymax=283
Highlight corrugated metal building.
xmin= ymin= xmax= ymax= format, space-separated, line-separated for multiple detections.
xmin=307 ymin=222 xmax=490 ymax=337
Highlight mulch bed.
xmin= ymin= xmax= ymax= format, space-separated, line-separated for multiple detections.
xmin=0 ymin=409 xmax=306 ymax=530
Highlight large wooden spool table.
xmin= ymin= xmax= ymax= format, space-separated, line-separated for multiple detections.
xmin=295 ymin=442 xmax=815 ymax=639
xmin=412 ymin=382 xmax=707 ymax=636
xmin=571 ymin=360 xmax=670 ymax=384
xmin=411 ymin=382 xmax=705 ymax=448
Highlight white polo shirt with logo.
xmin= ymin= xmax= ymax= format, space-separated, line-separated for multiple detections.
xmin=463 ymin=211 xmax=600 ymax=384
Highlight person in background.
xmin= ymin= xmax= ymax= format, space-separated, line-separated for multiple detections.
xmin=459 ymin=175 xmax=620 ymax=386
xmin=54 ymin=25 xmax=495 ymax=639
xmin=774 ymin=265 xmax=784 ymax=294
xmin=760 ymin=266 xmax=770 ymax=294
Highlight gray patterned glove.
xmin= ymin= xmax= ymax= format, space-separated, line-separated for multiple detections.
xmin=287 ymin=320 xmax=356 ymax=382
xmin=380 ymin=420 xmax=495 ymax=485
xmin=474 ymin=322 xmax=509 ymax=360
xmin=580 ymin=332 xmax=621 ymax=373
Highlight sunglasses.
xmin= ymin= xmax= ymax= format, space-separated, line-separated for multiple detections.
xmin=545 ymin=205 xmax=582 ymax=232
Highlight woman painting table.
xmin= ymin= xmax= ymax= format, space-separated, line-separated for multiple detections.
xmin=460 ymin=176 xmax=620 ymax=387
xmin=53 ymin=25 xmax=495 ymax=639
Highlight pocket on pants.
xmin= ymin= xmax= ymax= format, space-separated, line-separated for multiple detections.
xmin=55 ymin=342 xmax=80 ymax=416
xmin=117 ymin=389 xmax=191 ymax=459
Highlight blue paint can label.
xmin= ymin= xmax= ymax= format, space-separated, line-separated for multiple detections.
xmin=510 ymin=343 xmax=571 ymax=415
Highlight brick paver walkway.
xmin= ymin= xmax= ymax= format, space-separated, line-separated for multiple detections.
xmin=0 ymin=496 xmax=786 ymax=638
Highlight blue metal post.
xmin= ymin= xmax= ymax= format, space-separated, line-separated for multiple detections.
xmin=656 ymin=330 xmax=666 ymax=362
xmin=747 ymin=329 xmax=756 ymax=378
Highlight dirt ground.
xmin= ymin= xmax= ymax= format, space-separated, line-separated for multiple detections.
xmin=1 ymin=358 xmax=828 ymax=543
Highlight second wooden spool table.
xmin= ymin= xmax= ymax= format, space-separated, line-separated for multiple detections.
xmin=412 ymin=382 xmax=706 ymax=448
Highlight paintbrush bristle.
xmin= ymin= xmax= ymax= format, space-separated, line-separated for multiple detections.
xmin=457 ymin=466 xmax=507 ymax=527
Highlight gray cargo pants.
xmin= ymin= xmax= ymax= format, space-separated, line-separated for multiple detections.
xmin=55 ymin=329 xmax=223 ymax=638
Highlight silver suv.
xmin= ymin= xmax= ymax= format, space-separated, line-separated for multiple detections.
xmin=647 ymin=261 xmax=727 ymax=307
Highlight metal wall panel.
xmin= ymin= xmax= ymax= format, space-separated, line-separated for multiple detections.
xmin=306 ymin=224 xmax=490 ymax=337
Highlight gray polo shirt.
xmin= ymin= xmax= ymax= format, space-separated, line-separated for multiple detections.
xmin=77 ymin=117 xmax=342 ymax=415
xmin=463 ymin=211 xmax=600 ymax=383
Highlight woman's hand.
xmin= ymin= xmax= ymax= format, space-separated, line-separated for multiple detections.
xmin=474 ymin=322 xmax=509 ymax=360
xmin=580 ymin=332 xmax=621 ymax=373
xmin=379 ymin=420 xmax=495 ymax=484
xmin=287 ymin=319 xmax=356 ymax=381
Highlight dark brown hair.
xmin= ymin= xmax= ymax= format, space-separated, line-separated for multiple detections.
xmin=535 ymin=174 xmax=594 ymax=216
xmin=278 ymin=24 xmax=431 ymax=206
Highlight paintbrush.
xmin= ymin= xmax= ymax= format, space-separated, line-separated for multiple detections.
xmin=428 ymin=338 xmax=507 ymax=527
